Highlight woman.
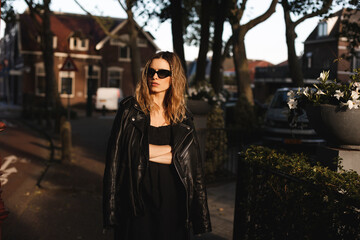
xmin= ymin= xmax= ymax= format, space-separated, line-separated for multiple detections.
xmin=103 ymin=51 xmax=211 ymax=240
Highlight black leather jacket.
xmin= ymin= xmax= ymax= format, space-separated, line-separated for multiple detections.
xmin=103 ymin=96 xmax=211 ymax=235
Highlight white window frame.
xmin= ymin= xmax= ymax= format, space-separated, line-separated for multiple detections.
xmin=318 ymin=22 xmax=327 ymax=37
xmin=107 ymin=67 xmax=123 ymax=89
xmin=35 ymin=62 xmax=46 ymax=96
xmin=117 ymin=43 xmax=131 ymax=62
xmin=58 ymin=71 xmax=75 ymax=98
xmin=84 ymin=65 xmax=101 ymax=97
xmin=36 ymin=35 xmax=58 ymax=49
xmin=306 ymin=52 xmax=312 ymax=69
xmin=69 ymin=37 xmax=89 ymax=51
xmin=353 ymin=51 xmax=360 ymax=69
xmin=53 ymin=36 xmax=58 ymax=49
xmin=137 ymin=37 xmax=147 ymax=47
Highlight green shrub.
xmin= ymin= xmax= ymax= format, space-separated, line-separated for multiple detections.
xmin=227 ymin=95 xmax=258 ymax=131
xmin=205 ymin=106 xmax=227 ymax=176
xmin=235 ymin=146 xmax=360 ymax=240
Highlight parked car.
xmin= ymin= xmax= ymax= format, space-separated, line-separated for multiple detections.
xmin=262 ymin=88 xmax=325 ymax=145
xmin=95 ymin=87 xmax=123 ymax=111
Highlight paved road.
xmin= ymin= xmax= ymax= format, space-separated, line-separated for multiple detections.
xmin=0 ymin=108 xmax=236 ymax=240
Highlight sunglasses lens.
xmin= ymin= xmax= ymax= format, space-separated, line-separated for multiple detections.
xmin=157 ymin=70 xmax=171 ymax=79
xmin=148 ymin=68 xmax=156 ymax=78
xmin=148 ymin=68 xmax=171 ymax=79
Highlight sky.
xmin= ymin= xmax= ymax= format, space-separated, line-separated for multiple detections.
xmin=1 ymin=0 xmax=334 ymax=65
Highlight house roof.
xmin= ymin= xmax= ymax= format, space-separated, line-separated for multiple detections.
xmin=305 ymin=8 xmax=360 ymax=44
xmin=19 ymin=11 xmax=159 ymax=53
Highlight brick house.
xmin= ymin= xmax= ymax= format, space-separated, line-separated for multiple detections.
xmin=303 ymin=8 xmax=360 ymax=82
xmin=254 ymin=8 xmax=360 ymax=103
xmin=0 ymin=11 xmax=159 ymax=107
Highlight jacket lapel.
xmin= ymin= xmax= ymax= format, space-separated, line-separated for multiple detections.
xmin=172 ymin=120 xmax=193 ymax=154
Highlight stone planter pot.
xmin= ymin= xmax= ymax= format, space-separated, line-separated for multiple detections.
xmin=187 ymin=99 xmax=211 ymax=115
xmin=305 ymin=104 xmax=360 ymax=150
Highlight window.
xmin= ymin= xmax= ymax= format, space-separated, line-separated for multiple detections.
xmin=53 ymin=36 xmax=58 ymax=49
xmin=137 ymin=38 xmax=147 ymax=47
xmin=35 ymin=63 xmax=46 ymax=96
xmin=318 ymin=22 xmax=327 ymax=37
xmin=69 ymin=37 xmax=89 ymax=51
xmin=119 ymin=46 xmax=131 ymax=60
xmin=36 ymin=35 xmax=58 ymax=49
xmin=110 ymin=35 xmax=147 ymax=47
xmin=85 ymin=65 xmax=101 ymax=96
xmin=107 ymin=67 xmax=123 ymax=88
xmin=354 ymin=52 xmax=360 ymax=69
xmin=306 ymin=52 xmax=312 ymax=69
xmin=59 ymin=71 xmax=75 ymax=96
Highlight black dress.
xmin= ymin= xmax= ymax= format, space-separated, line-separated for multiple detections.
xmin=124 ymin=125 xmax=186 ymax=240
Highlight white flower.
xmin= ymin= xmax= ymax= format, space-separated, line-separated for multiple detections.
xmin=287 ymin=90 xmax=296 ymax=100
xmin=334 ymin=90 xmax=344 ymax=100
xmin=315 ymin=89 xmax=326 ymax=95
xmin=302 ymin=87 xmax=310 ymax=97
xmin=317 ymin=70 xmax=330 ymax=81
xmin=351 ymin=90 xmax=359 ymax=100
xmin=353 ymin=100 xmax=360 ymax=109
xmin=287 ymin=99 xmax=297 ymax=109
xmin=340 ymin=100 xmax=354 ymax=109
xmin=354 ymin=82 xmax=360 ymax=89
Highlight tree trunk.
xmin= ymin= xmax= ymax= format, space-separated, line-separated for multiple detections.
xmin=283 ymin=3 xmax=304 ymax=87
xmin=194 ymin=0 xmax=212 ymax=84
xmin=232 ymin=26 xmax=254 ymax=105
xmin=42 ymin=0 xmax=60 ymax=127
xmin=170 ymin=0 xmax=187 ymax=73
xmin=210 ymin=0 xmax=228 ymax=94
xmin=126 ymin=0 xmax=141 ymax=90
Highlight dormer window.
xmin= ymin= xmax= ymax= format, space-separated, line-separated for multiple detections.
xmin=318 ymin=22 xmax=327 ymax=37
xmin=36 ymin=35 xmax=58 ymax=49
xmin=69 ymin=37 xmax=89 ymax=51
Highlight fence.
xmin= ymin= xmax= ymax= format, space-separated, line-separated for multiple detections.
xmin=233 ymin=151 xmax=360 ymax=240
xmin=196 ymin=128 xmax=261 ymax=182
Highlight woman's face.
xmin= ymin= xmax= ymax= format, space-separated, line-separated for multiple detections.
xmin=147 ymin=58 xmax=171 ymax=94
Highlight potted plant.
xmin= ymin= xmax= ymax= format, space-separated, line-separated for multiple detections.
xmin=287 ymin=69 xmax=360 ymax=149
xmin=186 ymin=81 xmax=226 ymax=115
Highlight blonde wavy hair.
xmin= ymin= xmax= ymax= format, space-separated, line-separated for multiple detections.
xmin=135 ymin=51 xmax=187 ymax=124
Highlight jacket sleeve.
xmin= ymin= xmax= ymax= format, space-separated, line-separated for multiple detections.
xmin=103 ymin=97 xmax=130 ymax=228
xmin=190 ymin=120 xmax=212 ymax=234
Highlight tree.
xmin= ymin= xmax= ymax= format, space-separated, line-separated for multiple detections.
xmin=24 ymin=0 xmax=61 ymax=127
xmin=1 ymin=0 xmax=16 ymax=25
xmin=74 ymin=0 xmax=142 ymax=91
xmin=229 ymin=0 xmax=278 ymax=105
xmin=170 ymin=0 xmax=187 ymax=73
xmin=118 ymin=0 xmax=142 ymax=90
xmin=210 ymin=0 xmax=230 ymax=94
xmin=194 ymin=0 xmax=212 ymax=84
xmin=281 ymin=0 xmax=334 ymax=87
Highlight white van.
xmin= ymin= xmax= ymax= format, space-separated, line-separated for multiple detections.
xmin=95 ymin=87 xmax=123 ymax=111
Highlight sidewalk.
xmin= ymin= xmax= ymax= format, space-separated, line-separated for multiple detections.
xmin=0 ymin=107 xmax=236 ymax=240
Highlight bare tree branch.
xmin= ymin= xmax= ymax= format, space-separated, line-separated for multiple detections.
xmin=294 ymin=0 xmax=334 ymax=27
xmin=244 ymin=0 xmax=278 ymax=32
xmin=73 ymin=0 xmax=126 ymax=41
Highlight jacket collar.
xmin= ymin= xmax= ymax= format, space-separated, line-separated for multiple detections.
xmin=129 ymin=97 xmax=194 ymax=147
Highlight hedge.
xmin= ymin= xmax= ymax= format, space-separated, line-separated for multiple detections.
xmin=234 ymin=146 xmax=360 ymax=240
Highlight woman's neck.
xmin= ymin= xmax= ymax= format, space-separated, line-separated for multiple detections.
xmin=151 ymin=92 xmax=165 ymax=110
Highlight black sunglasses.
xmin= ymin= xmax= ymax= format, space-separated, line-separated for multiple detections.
xmin=148 ymin=68 xmax=172 ymax=79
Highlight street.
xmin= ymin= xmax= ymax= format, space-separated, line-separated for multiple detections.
xmin=0 ymin=109 xmax=236 ymax=240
